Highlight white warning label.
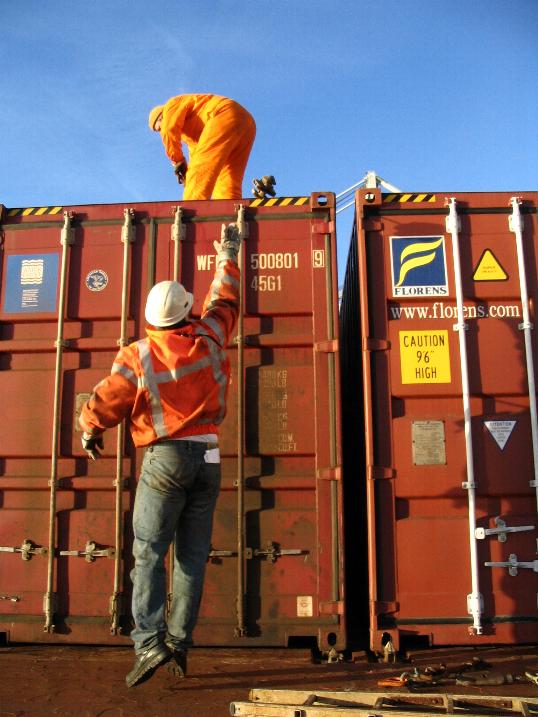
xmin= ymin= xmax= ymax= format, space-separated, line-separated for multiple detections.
xmin=484 ymin=420 xmax=516 ymax=450
xmin=297 ymin=595 xmax=313 ymax=617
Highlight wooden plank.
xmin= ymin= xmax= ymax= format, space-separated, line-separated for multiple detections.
xmin=231 ymin=703 xmax=538 ymax=717
xmin=249 ymin=690 xmax=538 ymax=707
xmin=243 ymin=690 xmax=538 ymax=713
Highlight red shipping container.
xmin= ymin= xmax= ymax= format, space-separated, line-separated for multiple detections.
xmin=341 ymin=189 xmax=538 ymax=652
xmin=0 ymin=194 xmax=345 ymax=650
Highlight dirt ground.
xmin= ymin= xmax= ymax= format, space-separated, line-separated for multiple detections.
xmin=0 ymin=644 xmax=537 ymax=717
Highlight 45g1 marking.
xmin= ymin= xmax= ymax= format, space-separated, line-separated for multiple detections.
xmin=251 ymin=275 xmax=282 ymax=292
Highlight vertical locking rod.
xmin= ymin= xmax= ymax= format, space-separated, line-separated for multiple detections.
xmin=167 ymin=206 xmax=186 ymax=615
xmin=165 ymin=207 xmax=187 ymax=618
xmin=446 ymin=198 xmax=483 ymax=635
xmin=44 ymin=211 xmax=74 ymax=633
xmin=235 ymin=205 xmax=248 ymax=637
xmin=110 ymin=208 xmax=134 ymax=634
xmin=509 ymin=197 xmax=538 ymax=512
xmin=168 ymin=207 xmax=186 ymax=614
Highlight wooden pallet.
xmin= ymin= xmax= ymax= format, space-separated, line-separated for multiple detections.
xmin=230 ymin=690 xmax=538 ymax=717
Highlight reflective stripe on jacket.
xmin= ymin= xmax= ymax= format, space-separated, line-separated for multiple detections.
xmin=80 ymin=257 xmax=239 ymax=447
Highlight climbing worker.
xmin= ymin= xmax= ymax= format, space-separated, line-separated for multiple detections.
xmin=79 ymin=223 xmax=241 ymax=687
xmin=148 ymin=93 xmax=256 ymax=200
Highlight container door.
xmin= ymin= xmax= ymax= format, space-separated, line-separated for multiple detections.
xmin=151 ymin=194 xmax=345 ymax=651
xmin=351 ymin=190 xmax=538 ymax=651
xmin=0 ymin=195 xmax=345 ymax=650
xmin=0 ymin=203 xmax=145 ymax=643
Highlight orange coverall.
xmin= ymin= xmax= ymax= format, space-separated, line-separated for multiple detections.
xmin=79 ymin=259 xmax=240 ymax=446
xmin=159 ymin=94 xmax=256 ymax=201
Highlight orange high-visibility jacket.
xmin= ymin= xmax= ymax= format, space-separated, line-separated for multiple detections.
xmin=159 ymin=94 xmax=256 ymax=200
xmin=80 ymin=258 xmax=240 ymax=447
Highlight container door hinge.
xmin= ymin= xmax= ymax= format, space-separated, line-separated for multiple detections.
xmin=475 ymin=517 xmax=535 ymax=542
xmin=59 ymin=541 xmax=116 ymax=562
xmin=363 ymin=337 xmax=391 ymax=351
xmin=364 ymin=217 xmax=384 ymax=232
xmin=367 ymin=465 xmax=396 ymax=480
xmin=316 ymin=467 xmax=342 ymax=480
xmin=372 ymin=600 xmax=399 ymax=615
xmin=315 ymin=339 xmax=338 ymax=353
xmin=311 ymin=221 xmax=335 ymax=235
xmin=485 ymin=554 xmax=538 ymax=577
xmin=0 ymin=539 xmax=48 ymax=561
xmin=0 ymin=594 xmax=20 ymax=602
xmin=319 ymin=600 xmax=344 ymax=615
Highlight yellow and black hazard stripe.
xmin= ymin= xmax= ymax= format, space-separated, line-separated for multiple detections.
xmin=382 ymin=193 xmax=436 ymax=203
xmin=249 ymin=196 xmax=309 ymax=208
xmin=7 ymin=206 xmax=63 ymax=217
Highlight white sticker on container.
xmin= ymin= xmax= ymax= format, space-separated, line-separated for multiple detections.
xmin=412 ymin=421 xmax=446 ymax=465
xmin=484 ymin=420 xmax=516 ymax=450
xmin=297 ymin=595 xmax=313 ymax=617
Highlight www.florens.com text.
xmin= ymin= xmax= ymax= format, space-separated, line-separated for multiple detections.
xmin=389 ymin=301 xmax=521 ymax=320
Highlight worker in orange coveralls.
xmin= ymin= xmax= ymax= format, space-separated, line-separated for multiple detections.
xmin=79 ymin=224 xmax=241 ymax=688
xmin=148 ymin=94 xmax=256 ymax=200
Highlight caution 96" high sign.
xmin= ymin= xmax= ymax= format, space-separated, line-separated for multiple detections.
xmin=399 ymin=329 xmax=451 ymax=383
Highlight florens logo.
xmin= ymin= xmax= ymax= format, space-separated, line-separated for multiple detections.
xmin=390 ymin=235 xmax=448 ymax=297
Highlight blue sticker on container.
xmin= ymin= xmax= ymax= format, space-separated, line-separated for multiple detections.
xmin=390 ymin=235 xmax=448 ymax=297
xmin=3 ymin=253 xmax=60 ymax=313
xmin=86 ymin=269 xmax=108 ymax=292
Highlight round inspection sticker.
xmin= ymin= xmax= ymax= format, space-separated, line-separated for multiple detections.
xmin=86 ymin=269 xmax=109 ymax=292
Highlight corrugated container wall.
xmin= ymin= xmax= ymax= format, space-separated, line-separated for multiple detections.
xmin=0 ymin=194 xmax=345 ymax=650
xmin=340 ymin=189 xmax=538 ymax=652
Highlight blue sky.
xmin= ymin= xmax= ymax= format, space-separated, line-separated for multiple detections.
xmin=2 ymin=0 xmax=537 ymax=279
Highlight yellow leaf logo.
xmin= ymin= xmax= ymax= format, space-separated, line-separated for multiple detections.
xmin=396 ymin=238 xmax=444 ymax=287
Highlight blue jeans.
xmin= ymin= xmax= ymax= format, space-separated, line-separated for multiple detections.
xmin=130 ymin=440 xmax=221 ymax=655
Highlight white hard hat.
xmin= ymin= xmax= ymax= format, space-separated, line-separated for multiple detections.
xmin=145 ymin=281 xmax=194 ymax=327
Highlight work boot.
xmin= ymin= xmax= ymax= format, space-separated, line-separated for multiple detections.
xmin=126 ymin=643 xmax=171 ymax=688
xmin=252 ymin=175 xmax=276 ymax=199
xmin=165 ymin=641 xmax=188 ymax=678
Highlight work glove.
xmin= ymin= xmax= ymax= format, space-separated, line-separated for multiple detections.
xmin=81 ymin=432 xmax=104 ymax=460
xmin=173 ymin=161 xmax=188 ymax=184
xmin=213 ymin=223 xmax=241 ymax=262
xmin=252 ymin=175 xmax=276 ymax=199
